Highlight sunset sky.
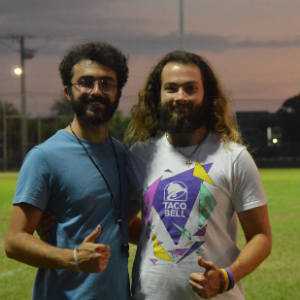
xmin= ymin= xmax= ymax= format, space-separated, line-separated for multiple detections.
xmin=0 ymin=0 xmax=299 ymax=117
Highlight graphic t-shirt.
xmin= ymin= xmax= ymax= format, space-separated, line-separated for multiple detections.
xmin=127 ymin=133 xmax=267 ymax=300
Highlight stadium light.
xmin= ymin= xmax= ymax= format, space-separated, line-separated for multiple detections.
xmin=14 ymin=67 xmax=22 ymax=75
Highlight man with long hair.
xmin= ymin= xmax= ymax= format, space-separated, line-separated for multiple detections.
xmin=5 ymin=42 xmax=131 ymax=300
xmin=126 ymin=50 xmax=272 ymax=299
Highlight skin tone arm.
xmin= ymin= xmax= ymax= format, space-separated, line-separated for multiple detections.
xmin=189 ymin=204 xmax=272 ymax=299
xmin=5 ymin=203 xmax=111 ymax=273
xmin=128 ymin=200 xmax=142 ymax=245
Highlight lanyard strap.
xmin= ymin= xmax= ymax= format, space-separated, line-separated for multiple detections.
xmin=69 ymin=123 xmax=129 ymax=257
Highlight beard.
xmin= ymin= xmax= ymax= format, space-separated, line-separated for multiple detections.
xmin=69 ymin=92 xmax=119 ymax=126
xmin=158 ymin=101 xmax=208 ymax=134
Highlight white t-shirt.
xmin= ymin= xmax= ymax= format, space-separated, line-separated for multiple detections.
xmin=127 ymin=133 xmax=267 ymax=300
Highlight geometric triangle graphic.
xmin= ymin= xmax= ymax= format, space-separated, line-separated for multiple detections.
xmin=168 ymin=249 xmax=188 ymax=256
xmin=171 ymin=222 xmax=191 ymax=239
xmin=177 ymin=241 xmax=205 ymax=263
xmin=143 ymin=177 xmax=162 ymax=225
xmin=151 ymin=233 xmax=173 ymax=262
xmin=193 ymin=224 xmax=207 ymax=236
xmin=147 ymin=229 xmax=151 ymax=239
xmin=193 ymin=161 xmax=215 ymax=186
xmin=197 ymin=248 xmax=204 ymax=254
xmin=199 ymin=183 xmax=216 ymax=229
xmin=152 ymin=168 xmax=201 ymax=245
xmin=150 ymin=163 xmax=213 ymax=246
xmin=150 ymin=259 xmax=158 ymax=264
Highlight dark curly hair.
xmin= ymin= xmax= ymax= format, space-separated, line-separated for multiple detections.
xmin=124 ymin=50 xmax=242 ymax=147
xmin=59 ymin=42 xmax=129 ymax=90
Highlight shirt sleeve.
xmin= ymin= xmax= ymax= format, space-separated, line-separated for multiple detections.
xmin=126 ymin=149 xmax=142 ymax=204
xmin=231 ymin=149 xmax=267 ymax=213
xmin=13 ymin=147 xmax=53 ymax=211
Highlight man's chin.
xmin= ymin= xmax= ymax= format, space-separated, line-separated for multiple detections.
xmin=76 ymin=112 xmax=106 ymax=126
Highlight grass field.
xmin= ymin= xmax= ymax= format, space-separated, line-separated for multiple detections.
xmin=0 ymin=169 xmax=299 ymax=299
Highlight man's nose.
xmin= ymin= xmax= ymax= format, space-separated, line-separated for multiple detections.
xmin=90 ymin=81 xmax=104 ymax=96
xmin=174 ymin=87 xmax=188 ymax=101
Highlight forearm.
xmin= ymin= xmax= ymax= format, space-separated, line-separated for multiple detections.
xmin=128 ymin=217 xmax=142 ymax=245
xmin=5 ymin=232 xmax=76 ymax=270
xmin=229 ymin=232 xmax=272 ymax=283
xmin=230 ymin=205 xmax=272 ymax=283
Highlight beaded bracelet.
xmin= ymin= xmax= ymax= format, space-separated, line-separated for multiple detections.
xmin=73 ymin=248 xmax=80 ymax=272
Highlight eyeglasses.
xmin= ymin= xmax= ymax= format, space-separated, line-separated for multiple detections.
xmin=71 ymin=77 xmax=117 ymax=94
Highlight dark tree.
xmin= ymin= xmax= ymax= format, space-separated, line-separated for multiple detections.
xmin=0 ymin=101 xmax=20 ymax=116
xmin=51 ymin=94 xmax=73 ymax=116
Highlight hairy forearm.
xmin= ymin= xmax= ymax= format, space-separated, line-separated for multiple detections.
xmin=5 ymin=232 xmax=75 ymax=270
xmin=229 ymin=232 xmax=272 ymax=283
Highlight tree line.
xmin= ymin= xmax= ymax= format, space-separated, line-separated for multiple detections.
xmin=0 ymin=93 xmax=300 ymax=170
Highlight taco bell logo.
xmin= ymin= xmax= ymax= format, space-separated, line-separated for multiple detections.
xmin=164 ymin=181 xmax=188 ymax=202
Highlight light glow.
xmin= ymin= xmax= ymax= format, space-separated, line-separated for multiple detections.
xmin=14 ymin=68 xmax=22 ymax=75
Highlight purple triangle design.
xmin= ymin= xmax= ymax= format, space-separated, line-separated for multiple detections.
xmin=143 ymin=177 xmax=162 ymax=225
xmin=157 ymin=241 xmax=163 ymax=245
xmin=152 ymin=165 xmax=211 ymax=245
xmin=150 ymin=259 xmax=158 ymax=264
xmin=193 ymin=224 xmax=207 ymax=236
xmin=146 ymin=229 xmax=151 ymax=239
xmin=165 ymin=169 xmax=173 ymax=173
xmin=168 ymin=249 xmax=188 ymax=256
xmin=177 ymin=241 xmax=205 ymax=263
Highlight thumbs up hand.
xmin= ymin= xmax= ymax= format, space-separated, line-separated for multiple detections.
xmin=75 ymin=225 xmax=111 ymax=273
xmin=189 ymin=256 xmax=222 ymax=299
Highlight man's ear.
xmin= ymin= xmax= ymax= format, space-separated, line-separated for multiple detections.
xmin=64 ymin=86 xmax=71 ymax=102
xmin=117 ymin=90 xmax=122 ymax=99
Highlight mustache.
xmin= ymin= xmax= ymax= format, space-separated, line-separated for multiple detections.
xmin=170 ymin=101 xmax=193 ymax=109
xmin=82 ymin=95 xmax=110 ymax=105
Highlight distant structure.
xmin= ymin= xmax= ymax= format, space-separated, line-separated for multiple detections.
xmin=237 ymin=104 xmax=300 ymax=168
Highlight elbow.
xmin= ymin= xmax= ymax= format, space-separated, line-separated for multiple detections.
xmin=266 ymin=234 xmax=273 ymax=257
xmin=4 ymin=236 xmax=16 ymax=259
xmin=260 ymin=232 xmax=272 ymax=261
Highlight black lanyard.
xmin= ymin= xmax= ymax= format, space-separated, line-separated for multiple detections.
xmin=70 ymin=123 xmax=129 ymax=257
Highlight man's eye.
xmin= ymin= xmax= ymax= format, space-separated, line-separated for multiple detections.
xmin=185 ymin=85 xmax=197 ymax=93
xmin=165 ymin=86 xmax=177 ymax=93
xmin=101 ymin=80 xmax=113 ymax=89
xmin=79 ymin=79 xmax=94 ymax=88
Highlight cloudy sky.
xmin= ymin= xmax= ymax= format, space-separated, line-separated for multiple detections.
xmin=0 ymin=0 xmax=299 ymax=116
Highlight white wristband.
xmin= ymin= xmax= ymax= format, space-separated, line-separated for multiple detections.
xmin=73 ymin=248 xmax=80 ymax=272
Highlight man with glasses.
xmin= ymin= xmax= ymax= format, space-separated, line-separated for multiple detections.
xmin=5 ymin=42 xmax=131 ymax=300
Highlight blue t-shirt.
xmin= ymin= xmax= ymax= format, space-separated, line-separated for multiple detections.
xmin=13 ymin=130 xmax=131 ymax=300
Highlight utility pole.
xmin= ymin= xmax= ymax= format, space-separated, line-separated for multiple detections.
xmin=2 ymin=102 xmax=7 ymax=171
xmin=179 ymin=0 xmax=184 ymax=50
xmin=2 ymin=34 xmax=35 ymax=161
xmin=20 ymin=35 xmax=28 ymax=161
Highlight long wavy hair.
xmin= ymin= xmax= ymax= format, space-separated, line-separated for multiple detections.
xmin=124 ymin=51 xmax=242 ymax=147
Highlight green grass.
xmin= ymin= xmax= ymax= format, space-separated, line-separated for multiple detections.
xmin=1 ymin=170 xmax=299 ymax=299
xmin=237 ymin=169 xmax=300 ymax=299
